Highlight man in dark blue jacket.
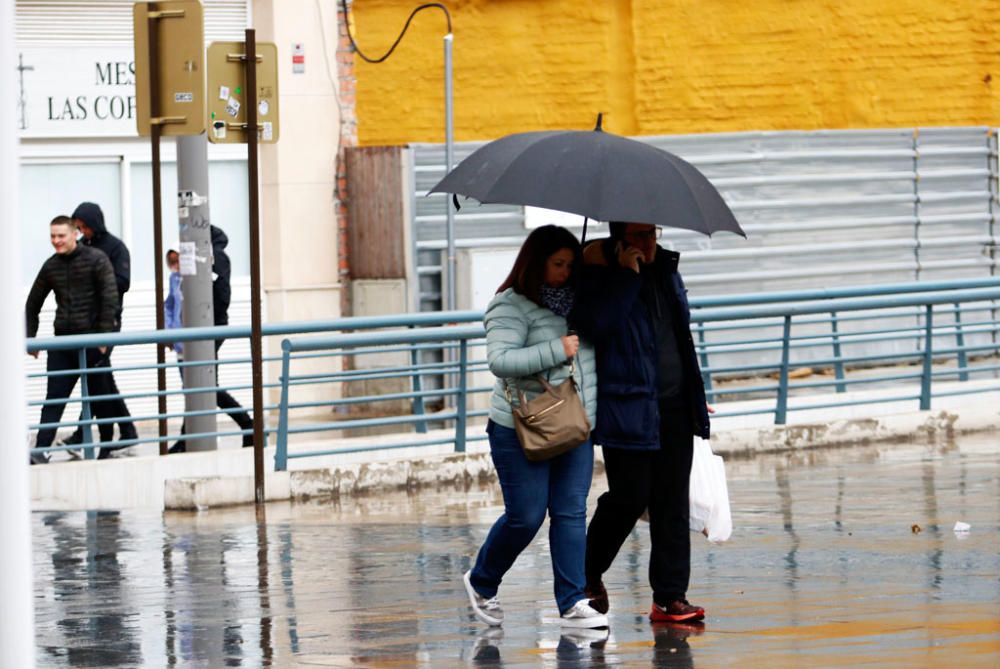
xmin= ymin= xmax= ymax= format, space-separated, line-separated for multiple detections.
xmin=570 ymin=222 xmax=711 ymax=624
xmin=61 ymin=202 xmax=138 ymax=455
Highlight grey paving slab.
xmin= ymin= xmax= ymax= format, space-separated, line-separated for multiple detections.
xmin=32 ymin=434 xmax=999 ymax=668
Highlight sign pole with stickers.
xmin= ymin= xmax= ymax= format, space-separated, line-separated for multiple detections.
xmin=174 ymin=135 xmax=219 ymax=453
xmin=134 ymin=0 xmax=206 ymax=455
xmin=244 ymin=28 xmax=266 ymax=505
xmin=207 ymin=32 xmax=279 ymax=505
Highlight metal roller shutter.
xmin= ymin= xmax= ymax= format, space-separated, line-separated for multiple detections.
xmin=16 ymin=0 xmax=249 ymax=45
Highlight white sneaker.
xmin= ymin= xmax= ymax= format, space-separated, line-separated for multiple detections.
xmin=472 ymin=627 xmax=504 ymax=659
xmin=560 ymin=599 xmax=609 ymax=628
xmin=463 ymin=570 xmax=503 ymax=627
xmin=560 ymin=627 xmax=610 ymax=648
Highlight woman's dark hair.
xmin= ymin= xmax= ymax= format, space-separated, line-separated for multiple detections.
xmin=497 ymin=225 xmax=582 ymax=304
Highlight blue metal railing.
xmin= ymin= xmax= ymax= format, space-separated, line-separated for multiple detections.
xmin=24 ymin=278 xmax=1000 ymax=468
xmin=273 ymin=278 xmax=1000 ymax=471
xmin=25 ymin=311 xmax=483 ymax=461
xmin=274 ymin=325 xmax=486 ymax=470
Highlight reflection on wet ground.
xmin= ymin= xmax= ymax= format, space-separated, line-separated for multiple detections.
xmin=33 ymin=434 xmax=1000 ymax=667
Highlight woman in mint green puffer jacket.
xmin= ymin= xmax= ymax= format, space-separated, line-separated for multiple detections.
xmin=462 ymin=225 xmax=605 ymax=630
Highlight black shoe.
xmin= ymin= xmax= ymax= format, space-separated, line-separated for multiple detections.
xmin=168 ymin=442 xmax=187 ymax=454
xmin=242 ymin=434 xmax=255 ymax=448
xmin=98 ymin=444 xmax=126 ymax=458
xmin=585 ymin=581 xmax=609 ymax=614
xmin=30 ymin=450 xmax=50 ymax=465
xmin=61 ymin=431 xmax=83 ymax=446
xmin=119 ymin=425 xmax=139 ymax=443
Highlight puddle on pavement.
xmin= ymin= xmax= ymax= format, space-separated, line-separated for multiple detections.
xmin=33 ymin=434 xmax=1000 ymax=667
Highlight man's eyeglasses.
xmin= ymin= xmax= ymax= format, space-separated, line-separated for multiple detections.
xmin=624 ymin=227 xmax=663 ymax=242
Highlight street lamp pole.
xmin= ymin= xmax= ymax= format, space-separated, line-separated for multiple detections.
xmin=444 ymin=31 xmax=455 ymax=311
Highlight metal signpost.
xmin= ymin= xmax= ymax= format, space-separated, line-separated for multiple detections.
xmin=133 ymin=0 xmax=205 ymax=454
xmin=207 ymin=33 xmax=279 ymax=503
xmin=133 ymin=2 xmax=277 ymax=500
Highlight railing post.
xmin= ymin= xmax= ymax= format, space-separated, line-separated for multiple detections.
xmin=78 ymin=348 xmax=95 ymax=459
xmin=953 ymin=302 xmax=969 ymax=382
xmin=410 ymin=340 xmax=427 ymax=434
xmin=275 ymin=342 xmax=292 ymax=472
xmin=696 ymin=321 xmax=712 ymax=393
xmin=455 ymin=338 xmax=467 ymax=453
xmin=775 ymin=315 xmax=792 ymax=425
xmin=920 ymin=304 xmax=934 ymax=410
xmin=830 ymin=310 xmax=846 ymax=393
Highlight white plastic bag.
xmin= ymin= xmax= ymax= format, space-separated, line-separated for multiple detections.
xmin=688 ymin=440 xmax=732 ymax=542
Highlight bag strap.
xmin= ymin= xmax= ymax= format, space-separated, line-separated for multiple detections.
xmin=504 ymin=358 xmax=575 ymax=406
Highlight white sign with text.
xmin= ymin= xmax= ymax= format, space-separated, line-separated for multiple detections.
xmin=17 ymin=47 xmax=138 ymax=138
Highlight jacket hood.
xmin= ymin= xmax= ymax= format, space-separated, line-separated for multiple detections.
xmin=210 ymin=225 xmax=228 ymax=250
xmin=72 ymin=202 xmax=107 ymax=235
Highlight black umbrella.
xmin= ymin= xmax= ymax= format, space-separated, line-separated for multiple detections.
xmin=430 ymin=115 xmax=746 ymax=239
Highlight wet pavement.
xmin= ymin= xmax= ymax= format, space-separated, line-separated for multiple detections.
xmin=32 ymin=434 xmax=1000 ymax=668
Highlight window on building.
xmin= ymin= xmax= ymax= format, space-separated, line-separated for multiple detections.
xmin=19 ymin=161 xmax=122 ymax=284
xmin=129 ymin=159 xmax=250 ymax=282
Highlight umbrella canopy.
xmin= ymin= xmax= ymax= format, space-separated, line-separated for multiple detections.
xmin=430 ymin=121 xmax=746 ymax=238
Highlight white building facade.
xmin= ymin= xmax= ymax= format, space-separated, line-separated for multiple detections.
xmin=18 ymin=0 xmax=346 ymax=421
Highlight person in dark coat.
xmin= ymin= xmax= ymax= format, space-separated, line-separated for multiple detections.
xmin=169 ymin=225 xmax=253 ymax=452
xmin=569 ymin=222 xmax=711 ymax=624
xmin=61 ymin=202 xmax=138 ymax=452
xmin=25 ymin=216 xmax=119 ymax=464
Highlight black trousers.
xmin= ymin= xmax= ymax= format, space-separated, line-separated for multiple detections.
xmin=173 ymin=339 xmax=253 ymax=448
xmin=36 ymin=348 xmax=123 ymax=449
xmin=66 ymin=345 xmax=135 ymax=443
xmin=585 ymin=403 xmax=695 ymax=604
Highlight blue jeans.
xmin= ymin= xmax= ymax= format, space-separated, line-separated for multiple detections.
xmin=469 ymin=421 xmax=594 ymax=615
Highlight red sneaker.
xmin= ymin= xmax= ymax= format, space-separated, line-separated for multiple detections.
xmin=649 ymin=599 xmax=705 ymax=623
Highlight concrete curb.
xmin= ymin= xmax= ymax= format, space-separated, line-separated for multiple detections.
xmin=161 ymin=404 xmax=998 ymax=510
xmin=33 ymin=383 xmax=998 ymax=511
xmin=709 ymin=407 xmax=994 ymax=457
xmin=164 ymin=472 xmax=291 ymax=511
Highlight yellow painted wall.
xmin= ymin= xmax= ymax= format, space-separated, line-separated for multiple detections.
xmin=351 ymin=0 xmax=1000 ymax=144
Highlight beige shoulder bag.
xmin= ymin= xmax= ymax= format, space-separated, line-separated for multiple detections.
xmin=505 ymin=361 xmax=591 ymax=462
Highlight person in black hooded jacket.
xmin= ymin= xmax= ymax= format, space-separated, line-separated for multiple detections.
xmin=61 ymin=202 xmax=138 ymax=453
xmin=169 ymin=225 xmax=253 ymax=452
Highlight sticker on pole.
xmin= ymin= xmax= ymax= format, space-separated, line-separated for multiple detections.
xmin=179 ymin=241 xmax=198 ymax=276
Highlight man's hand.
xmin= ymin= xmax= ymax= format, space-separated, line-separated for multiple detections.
xmin=561 ymin=334 xmax=580 ymax=358
xmin=706 ymin=402 xmax=716 ymax=414
xmin=616 ymin=243 xmax=643 ymax=273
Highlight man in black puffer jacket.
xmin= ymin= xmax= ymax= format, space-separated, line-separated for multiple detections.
xmin=62 ymin=202 xmax=138 ymax=453
xmin=25 ymin=216 xmax=119 ymax=463
xmin=570 ymin=222 xmax=711 ymax=625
